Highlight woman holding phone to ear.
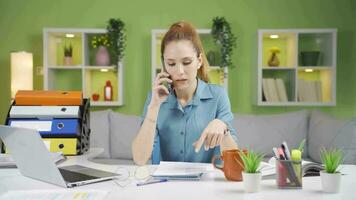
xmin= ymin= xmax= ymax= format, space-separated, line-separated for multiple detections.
xmin=132 ymin=21 xmax=238 ymax=165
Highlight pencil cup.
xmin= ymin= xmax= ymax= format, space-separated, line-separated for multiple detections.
xmin=276 ymin=159 xmax=302 ymax=189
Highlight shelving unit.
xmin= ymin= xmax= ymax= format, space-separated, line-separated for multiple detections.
xmin=151 ymin=29 xmax=228 ymax=89
xmin=257 ymin=29 xmax=337 ymax=106
xmin=43 ymin=28 xmax=124 ymax=106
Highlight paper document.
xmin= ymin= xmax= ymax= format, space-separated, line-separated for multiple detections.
xmin=152 ymin=161 xmax=214 ymax=180
xmin=260 ymin=161 xmax=275 ymax=176
xmin=0 ymin=190 xmax=108 ymax=200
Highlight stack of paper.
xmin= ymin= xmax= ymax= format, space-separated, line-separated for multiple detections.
xmin=260 ymin=161 xmax=275 ymax=176
xmin=152 ymin=161 xmax=214 ymax=180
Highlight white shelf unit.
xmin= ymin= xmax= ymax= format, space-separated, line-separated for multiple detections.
xmin=257 ymin=29 xmax=337 ymax=106
xmin=43 ymin=28 xmax=124 ymax=106
xmin=151 ymin=29 xmax=228 ymax=89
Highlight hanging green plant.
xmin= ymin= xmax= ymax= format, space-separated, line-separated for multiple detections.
xmin=211 ymin=17 xmax=237 ymax=68
xmin=106 ymin=18 xmax=126 ymax=66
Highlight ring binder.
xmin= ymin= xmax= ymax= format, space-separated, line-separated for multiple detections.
xmin=1 ymin=90 xmax=90 ymax=155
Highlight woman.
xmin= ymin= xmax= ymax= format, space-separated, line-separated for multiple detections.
xmin=132 ymin=21 xmax=238 ymax=165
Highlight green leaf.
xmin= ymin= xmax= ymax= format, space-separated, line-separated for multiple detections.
xmin=211 ymin=16 xmax=236 ymax=69
xmin=238 ymin=149 xmax=264 ymax=173
xmin=320 ymin=147 xmax=343 ymax=173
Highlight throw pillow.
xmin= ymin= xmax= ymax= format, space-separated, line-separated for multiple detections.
xmin=233 ymin=110 xmax=309 ymax=157
xmin=90 ymin=110 xmax=111 ymax=158
xmin=109 ymin=112 xmax=141 ymax=159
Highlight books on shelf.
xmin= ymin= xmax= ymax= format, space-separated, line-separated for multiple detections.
xmin=262 ymin=78 xmax=288 ymax=102
xmin=275 ymin=79 xmax=288 ymax=102
xmin=298 ymin=79 xmax=323 ymax=102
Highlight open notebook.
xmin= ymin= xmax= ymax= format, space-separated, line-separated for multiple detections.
xmin=260 ymin=157 xmax=325 ymax=177
xmin=152 ymin=161 xmax=214 ymax=180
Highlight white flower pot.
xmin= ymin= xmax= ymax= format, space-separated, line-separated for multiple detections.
xmin=242 ymin=172 xmax=261 ymax=193
xmin=320 ymin=171 xmax=341 ymax=193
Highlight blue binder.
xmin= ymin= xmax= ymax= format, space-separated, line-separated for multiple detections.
xmin=8 ymin=119 xmax=80 ymax=137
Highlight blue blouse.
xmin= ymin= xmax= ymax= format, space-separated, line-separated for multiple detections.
xmin=141 ymin=79 xmax=237 ymax=164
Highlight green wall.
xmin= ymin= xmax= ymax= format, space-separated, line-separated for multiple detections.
xmin=1 ymin=0 xmax=355 ymax=123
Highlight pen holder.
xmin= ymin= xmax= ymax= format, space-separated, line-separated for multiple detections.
xmin=276 ymin=159 xmax=302 ymax=189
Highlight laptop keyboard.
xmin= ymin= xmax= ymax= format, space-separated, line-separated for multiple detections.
xmin=59 ymin=168 xmax=97 ymax=183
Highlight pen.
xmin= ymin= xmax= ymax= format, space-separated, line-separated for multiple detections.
xmin=136 ymin=179 xmax=168 ymax=186
xmin=281 ymin=141 xmax=291 ymax=160
xmin=272 ymin=147 xmax=280 ymax=159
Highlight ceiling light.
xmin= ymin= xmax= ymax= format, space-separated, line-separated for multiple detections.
xmin=65 ymin=34 xmax=75 ymax=38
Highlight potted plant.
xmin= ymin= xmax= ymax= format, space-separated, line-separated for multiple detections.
xmin=106 ymin=18 xmax=126 ymax=67
xmin=63 ymin=44 xmax=73 ymax=66
xmin=211 ymin=16 xmax=237 ymax=69
xmin=237 ymin=150 xmax=264 ymax=193
xmin=91 ymin=35 xmax=111 ymax=66
xmin=320 ymin=147 xmax=343 ymax=193
xmin=300 ymin=51 xmax=320 ymax=66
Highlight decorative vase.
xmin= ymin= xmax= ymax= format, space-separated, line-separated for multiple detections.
xmin=268 ymin=52 xmax=280 ymax=67
xmin=95 ymin=46 xmax=110 ymax=66
xmin=320 ymin=171 xmax=341 ymax=193
xmin=63 ymin=56 xmax=73 ymax=66
xmin=300 ymin=51 xmax=320 ymax=66
xmin=242 ymin=172 xmax=261 ymax=193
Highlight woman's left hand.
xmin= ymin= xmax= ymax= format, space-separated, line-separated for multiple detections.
xmin=193 ymin=119 xmax=227 ymax=152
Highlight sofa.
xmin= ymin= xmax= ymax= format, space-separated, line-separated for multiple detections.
xmin=90 ymin=110 xmax=356 ymax=164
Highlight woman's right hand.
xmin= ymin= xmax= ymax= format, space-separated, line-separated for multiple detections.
xmin=149 ymin=72 xmax=172 ymax=107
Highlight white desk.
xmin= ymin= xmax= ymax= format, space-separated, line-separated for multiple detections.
xmin=1 ymin=149 xmax=355 ymax=200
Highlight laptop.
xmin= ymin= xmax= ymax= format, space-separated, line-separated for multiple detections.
xmin=0 ymin=125 xmax=120 ymax=188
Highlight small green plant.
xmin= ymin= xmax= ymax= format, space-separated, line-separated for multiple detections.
xmin=320 ymin=147 xmax=343 ymax=173
xmin=91 ymin=35 xmax=111 ymax=49
xmin=298 ymin=139 xmax=306 ymax=152
xmin=237 ymin=150 xmax=264 ymax=173
xmin=64 ymin=44 xmax=73 ymax=57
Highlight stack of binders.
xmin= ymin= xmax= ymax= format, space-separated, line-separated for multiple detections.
xmin=1 ymin=90 xmax=90 ymax=155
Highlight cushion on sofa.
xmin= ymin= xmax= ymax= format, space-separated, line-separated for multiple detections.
xmin=90 ymin=110 xmax=111 ymax=158
xmin=233 ymin=110 xmax=309 ymax=156
xmin=109 ymin=112 xmax=141 ymax=159
xmin=308 ymin=110 xmax=356 ymax=164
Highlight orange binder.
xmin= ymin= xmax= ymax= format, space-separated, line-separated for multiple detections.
xmin=15 ymin=90 xmax=83 ymax=106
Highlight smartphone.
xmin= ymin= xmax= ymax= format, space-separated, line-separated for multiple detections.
xmin=162 ymin=75 xmax=173 ymax=92
xmin=161 ymin=68 xmax=173 ymax=93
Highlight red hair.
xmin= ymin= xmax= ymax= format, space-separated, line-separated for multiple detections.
xmin=161 ymin=21 xmax=210 ymax=82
